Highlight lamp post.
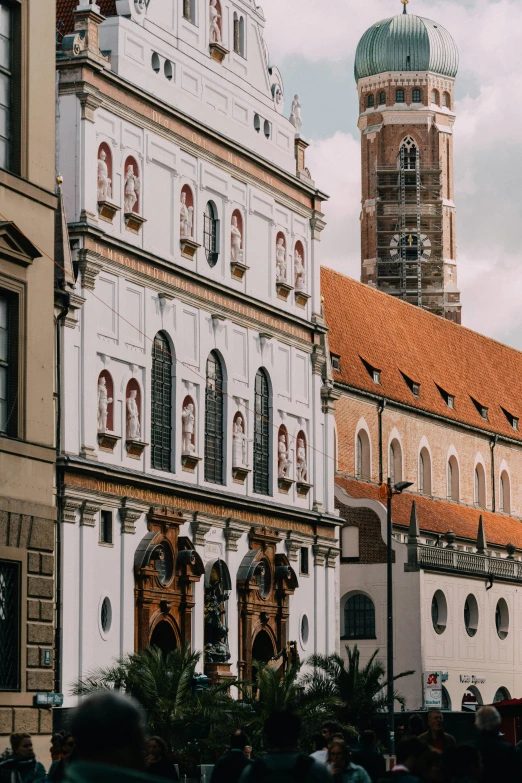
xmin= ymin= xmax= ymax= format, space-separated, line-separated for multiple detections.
xmin=386 ymin=477 xmax=413 ymax=758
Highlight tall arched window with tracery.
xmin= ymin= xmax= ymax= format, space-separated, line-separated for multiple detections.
xmin=474 ymin=463 xmax=486 ymax=508
xmin=356 ymin=429 xmax=371 ymax=480
xmin=447 ymin=455 xmax=459 ymax=501
xmin=389 ymin=438 xmax=402 ymax=485
xmin=253 ymin=369 xmax=270 ymax=495
xmin=400 ymin=136 xmax=418 ymax=170
xmin=419 ymin=447 xmax=432 ymax=495
xmin=500 ymin=471 xmax=511 ymax=514
xmin=151 ymin=333 xmax=172 ymax=472
xmin=205 ymin=352 xmax=224 ymax=484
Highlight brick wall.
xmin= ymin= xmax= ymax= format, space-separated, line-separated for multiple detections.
xmin=336 ymin=498 xmax=391 ymax=565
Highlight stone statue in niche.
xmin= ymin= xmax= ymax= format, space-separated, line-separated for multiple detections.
xmin=126 ymin=389 xmax=141 ymax=440
xmin=230 ymin=215 xmax=243 ymax=263
xmin=97 ymin=150 xmax=112 ymax=201
xmin=182 ymin=402 xmax=196 ymax=454
xmin=294 ymin=249 xmax=306 ymax=291
xmin=232 ymin=418 xmax=249 ymax=467
xmin=204 ymin=581 xmax=230 ymax=663
xmin=124 ymin=163 xmax=140 ymax=214
xmin=289 ymin=94 xmax=302 ymax=132
xmin=296 ymin=438 xmax=308 ymax=483
xmin=209 ymin=0 xmax=222 ymax=43
xmin=278 ymin=433 xmax=292 ymax=478
xmin=97 ymin=377 xmax=113 ymax=432
xmin=180 ymin=192 xmax=194 ymax=239
xmin=276 ymin=238 xmax=287 ymax=282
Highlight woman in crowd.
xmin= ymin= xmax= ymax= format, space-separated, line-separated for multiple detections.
xmin=145 ymin=736 xmax=179 ymax=780
xmin=0 ymin=733 xmax=46 ymax=783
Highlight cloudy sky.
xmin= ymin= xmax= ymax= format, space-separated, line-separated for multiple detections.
xmin=261 ymin=0 xmax=522 ymax=349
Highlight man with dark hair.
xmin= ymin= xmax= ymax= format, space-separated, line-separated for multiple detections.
xmin=406 ymin=715 xmax=424 ymax=738
xmin=64 ymin=692 xmax=159 ymax=783
xmin=321 ymin=721 xmax=342 ymax=746
xmin=352 ymin=731 xmax=386 ymax=783
xmin=378 ymin=737 xmax=424 ymax=782
xmin=418 ymin=710 xmax=455 ymax=752
xmin=240 ymin=711 xmax=331 ymax=783
xmin=210 ymin=730 xmax=252 ymax=783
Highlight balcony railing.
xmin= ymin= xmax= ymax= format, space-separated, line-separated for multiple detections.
xmin=412 ymin=543 xmax=522 ymax=582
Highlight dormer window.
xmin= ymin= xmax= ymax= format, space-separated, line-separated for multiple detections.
xmin=401 ymin=371 xmax=420 ymax=397
xmin=360 ymin=357 xmax=381 ymax=385
xmin=331 ymin=353 xmax=340 ymax=372
xmin=437 ymin=385 xmax=455 ymax=409
xmin=471 ymin=397 xmax=488 ymax=420
xmin=501 ymin=407 xmax=519 ymax=431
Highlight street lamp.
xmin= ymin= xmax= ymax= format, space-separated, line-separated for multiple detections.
xmin=386 ymin=477 xmax=413 ymax=758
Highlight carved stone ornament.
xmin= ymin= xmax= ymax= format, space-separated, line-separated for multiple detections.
xmin=296 ymin=480 xmax=313 ymax=498
xmin=78 ymin=251 xmax=103 ymax=291
xmin=125 ymin=212 xmax=147 ymax=234
xmin=224 ymin=523 xmax=244 ymax=552
xmin=295 ymin=289 xmax=311 ymax=308
xmin=81 ymin=500 xmax=102 ymax=527
xmin=312 ymin=544 xmax=329 ymax=567
xmin=181 ymin=399 xmax=201 ymax=472
xmin=62 ymin=497 xmax=82 ymax=525
xmin=209 ymin=41 xmax=229 ymax=63
xmin=119 ymin=499 xmax=142 ymax=534
xmin=180 ymin=236 xmax=200 ymax=260
xmin=277 ymin=431 xmax=293 ymax=494
xmin=191 ymin=515 xmax=213 ymax=547
xmin=276 ymin=280 xmax=293 ymax=301
xmin=126 ymin=438 xmax=148 ymax=459
xmin=232 ymin=416 xmax=251 ymax=484
xmin=98 ymin=432 xmax=121 ymax=453
xmin=98 ymin=200 xmax=120 ymax=224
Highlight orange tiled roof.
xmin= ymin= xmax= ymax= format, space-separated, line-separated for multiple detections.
xmin=321 ymin=267 xmax=522 ymax=443
xmin=336 ymin=476 xmax=522 ymax=550
xmin=56 ymin=0 xmax=117 ymax=37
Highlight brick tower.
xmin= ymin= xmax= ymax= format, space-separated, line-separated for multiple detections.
xmin=355 ymin=0 xmax=461 ymax=323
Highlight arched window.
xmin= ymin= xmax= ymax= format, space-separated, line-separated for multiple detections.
xmin=442 ymin=91 xmax=451 ymax=108
xmin=204 ymin=201 xmax=219 ymax=267
xmin=447 ymin=455 xmax=459 ymax=501
xmin=343 ymin=594 xmax=376 ymax=640
xmin=474 ymin=463 xmax=486 ymax=508
xmin=419 ymin=447 xmax=431 ymax=495
xmin=412 ymin=88 xmax=421 ymax=103
xmin=367 ymin=94 xmax=374 ymax=108
xmin=396 ymin=89 xmax=405 ymax=103
xmin=234 ymin=13 xmax=245 ymax=56
xmin=151 ymin=333 xmax=172 ymax=472
xmin=253 ymin=369 xmax=270 ymax=495
xmin=379 ymin=91 xmax=386 ymax=106
xmin=500 ymin=471 xmax=511 ymax=514
xmin=205 ymin=352 xmax=224 ymax=484
xmin=389 ymin=438 xmax=402 ymax=485
xmin=151 ymin=52 xmax=160 ymax=73
xmin=356 ymin=429 xmax=371 ymax=480
xmin=431 ymin=89 xmax=440 ymax=106
xmin=400 ymin=136 xmax=418 ymax=170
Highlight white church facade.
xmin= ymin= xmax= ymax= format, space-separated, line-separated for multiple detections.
xmin=55 ymin=0 xmax=339 ymax=704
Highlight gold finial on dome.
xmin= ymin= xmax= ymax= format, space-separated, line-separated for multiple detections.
xmin=401 ymin=0 xmax=409 ymax=13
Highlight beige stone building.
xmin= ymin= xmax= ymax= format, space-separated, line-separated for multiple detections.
xmin=0 ymin=0 xmax=57 ymax=757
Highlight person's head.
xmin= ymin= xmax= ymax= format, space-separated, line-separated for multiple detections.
xmin=244 ymin=745 xmax=252 ymax=759
xmin=11 ymin=734 xmax=33 ymax=758
xmin=311 ymin=733 xmax=327 ymax=752
xmin=70 ymin=691 xmax=146 ymax=770
xmin=395 ymin=737 xmax=426 ymax=773
xmin=442 ymin=745 xmax=482 ymax=782
xmin=264 ymin=711 xmax=300 ymax=751
xmin=360 ymin=730 xmax=377 ymax=750
xmin=100 ymin=150 xmax=106 ymax=161
xmin=62 ymin=735 xmax=75 ymax=756
xmin=408 ymin=714 xmax=424 ymax=736
xmin=147 ymin=736 xmax=167 ymax=761
xmin=328 ymin=739 xmax=349 ymax=773
xmin=321 ymin=720 xmax=341 ymax=744
xmin=428 ymin=710 xmax=444 ymax=733
xmin=415 ymin=748 xmax=443 ymax=783
xmin=475 ymin=706 xmax=501 ymax=735
xmin=51 ymin=734 xmax=63 ymax=753
xmin=232 ymin=216 xmax=237 ymax=227
xmin=229 ymin=730 xmax=248 ymax=751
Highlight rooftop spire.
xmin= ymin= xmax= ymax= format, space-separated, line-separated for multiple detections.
xmin=402 ymin=0 xmax=409 ymax=14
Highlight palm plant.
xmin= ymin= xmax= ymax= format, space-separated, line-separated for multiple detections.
xmin=73 ymin=645 xmax=244 ymax=767
xmin=303 ymin=645 xmax=414 ymax=730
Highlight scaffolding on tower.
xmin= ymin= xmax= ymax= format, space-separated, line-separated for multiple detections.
xmin=375 ymin=146 xmax=444 ymax=315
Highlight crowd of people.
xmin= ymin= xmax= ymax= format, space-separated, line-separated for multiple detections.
xmin=1 ymin=694 xmax=521 ymax=783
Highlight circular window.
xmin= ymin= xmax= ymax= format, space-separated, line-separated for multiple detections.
xmin=300 ymin=614 xmax=309 ymax=648
xmin=495 ymin=598 xmax=509 ymax=640
xmin=431 ymin=590 xmax=447 ymax=635
xmin=255 ymin=560 xmax=271 ymax=599
xmin=464 ymin=594 xmax=479 ymax=637
xmin=101 ymin=597 xmax=112 ymax=634
xmin=152 ymin=543 xmax=174 ymax=586
xmin=134 ymin=0 xmax=146 ymax=11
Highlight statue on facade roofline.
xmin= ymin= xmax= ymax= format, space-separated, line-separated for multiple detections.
xmin=294 ymin=249 xmax=306 ymax=291
xmin=276 ymin=237 xmax=287 ymax=282
xmin=97 ymin=376 xmax=113 ymax=432
xmin=289 ymin=94 xmax=302 ymax=132
xmin=209 ymin=0 xmax=222 ymax=44
xmin=126 ymin=389 xmax=140 ymax=440
xmin=180 ymin=191 xmax=194 ymax=239
xmin=182 ymin=402 xmax=196 ymax=454
xmin=232 ymin=417 xmax=250 ymax=467
xmin=97 ymin=149 xmax=112 ymax=202
xmin=278 ymin=433 xmax=291 ymax=478
xmin=230 ymin=215 xmax=243 ymax=263
xmin=124 ymin=163 xmax=140 ymax=214
xmin=296 ymin=438 xmax=308 ymax=483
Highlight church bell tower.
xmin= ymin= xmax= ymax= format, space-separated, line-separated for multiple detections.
xmin=355 ymin=0 xmax=461 ymax=323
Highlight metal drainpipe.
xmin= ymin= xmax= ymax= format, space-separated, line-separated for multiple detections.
xmin=54 ymin=295 xmax=70 ymax=696
xmin=490 ymin=435 xmax=498 ymax=513
xmin=378 ymin=399 xmax=386 ymax=484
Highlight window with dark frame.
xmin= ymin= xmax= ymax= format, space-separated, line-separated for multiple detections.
xmin=204 ymin=352 xmax=224 ymax=485
xmin=0 ymin=289 xmax=18 ymax=437
xmin=330 ymin=353 xmax=340 ymax=372
xmin=253 ymin=369 xmax=270 ymax=495
xmin=183 ymin=0 xmax=196 ymax=23
xmin=204 ymin=202 xmax=219 ymax=267
xmin=367 ymin=94 xmax=374 ymax=108
xmin=343 ymin=594 xmax=375 ymax=639
xmin=151 ymin=332 xmax=173 ymax=472
xmin=100 ymin=511 xmax=113 ymax=545
xmin=300 ymin=547 xmax=309 ymax=575
xmin=379 ymin=91 xmax=386 ymax=105
xmin=396 ymin=89 xmax=405 ymax=103
xmin=0 ymin=559 xmax=20 ymax=690
xmin=412 ymin=88 xmax=421 ymax=103
xmin=0 ymin=4 xmax=15 ymax=172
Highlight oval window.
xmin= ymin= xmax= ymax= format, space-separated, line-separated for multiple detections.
xmin=431 ymin=590 xmax=447 ymax=635
xmin=496 ymin=598 xmax=509 ymax=640
xmin=464 ymin=594 xmax=478 ymax=638
xmin=101 ymin=597 xmax=112 ymax=634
